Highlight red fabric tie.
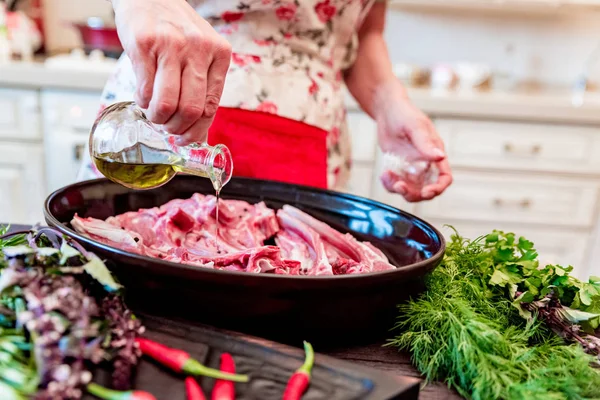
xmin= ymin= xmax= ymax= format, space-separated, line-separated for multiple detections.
xmin=208 ymin=107 xmax=328 ymax=189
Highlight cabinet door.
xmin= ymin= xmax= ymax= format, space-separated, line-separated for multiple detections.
xmin=429 ymin=219 xmax=591 ymax=280
xmin=0 ymin=143 xmax=45 ymax=224
xmin=346 ymin=112 xmax=377 ymax=163
xmin=416 ymin=170 xmax=599 ymax=228
xmin=344 ymin=163 xmax=375 ymax=198
xmin=41 ymin=90 xmax=102 ymax=132
xmin=435 ymin=118 xmax=600 ymax=175
xmin=0 ymin=88 xmax=41 ymax=140
xmin=41 ymin=90 xmax=102 ymax=192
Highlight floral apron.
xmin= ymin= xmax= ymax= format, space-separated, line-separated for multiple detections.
xmin=78 ymin=0 xmax=383 ymax=190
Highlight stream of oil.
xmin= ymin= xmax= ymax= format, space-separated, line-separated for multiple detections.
xmin=215 ymin=188 xmax=221 ymax=252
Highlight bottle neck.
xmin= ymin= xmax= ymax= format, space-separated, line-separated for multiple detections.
xmin=166 ymin=138 xmax=233 ymax=191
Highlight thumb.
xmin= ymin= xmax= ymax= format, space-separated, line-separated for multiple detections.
xmin=406 ymin=124 xmax=446 ymax=162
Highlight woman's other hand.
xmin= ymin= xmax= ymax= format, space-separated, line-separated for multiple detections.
xmin=343 ymin=2 xmax=452 ymax=202
xmin=375 ymin=80 xmax=453 ymax=202
xmin=112 ymin=0 xmax=232 ymax=144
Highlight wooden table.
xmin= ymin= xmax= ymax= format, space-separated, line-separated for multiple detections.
xmin=328 ymin=343 xmax=461 ymax=400
xmin=4 ymin=224 xmax=461 ymax=399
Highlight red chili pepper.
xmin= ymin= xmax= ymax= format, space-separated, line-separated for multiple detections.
xmin=282 ymin=341 xmax=315 ymax=400
xmin=211 ymin=353 xmax=236 ymax=400
xmin=86 ymin=383 xmax=157 ymax=400
xmin=186 ymin=376 xmax=207 ymax=400
xmin=135 ymin=337 xmax=249 ymax=383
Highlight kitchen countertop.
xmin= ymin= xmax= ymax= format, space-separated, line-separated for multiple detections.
xmin=346 ymin=85 xmax=600 ymax=126
xmin=407 ymin=86 xmax=600 ymax=126
xmin=0 ymin=60 xmax=112 ymax=91
xmin=3 ymin=59 xmax=600 ymax=126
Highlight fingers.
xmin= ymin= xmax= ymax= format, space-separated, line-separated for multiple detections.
xmin=163 ymin=63 xmax=207 ymax=136
xmin=144 ymin=35 xmax=230 ymax=143
xmin=420 ymin=159 xmax=453 ymax=200
xmin=405 ymin=116 xmax=446 ymax=162
xmin=176 ymin=39 xmax=231 ymax=144
xmin=380 ymin=158 xmax=453 ymax=202
xmin=146 ymin=54 xmax=182 ymax=125
xmin=203 ymin=41 xmax=230 ymax=120
xmin=130 ymin=49 xmax=157 ymax=109
xmin=391 ymin=180 xmax=423 ymax=203
xmin=116 ymin=1 xmax=231 ymax=142
xmin=380 ymin=171 xmax=419 ymax=202
xmin=380 ymin=170 xmax=400 ymax=193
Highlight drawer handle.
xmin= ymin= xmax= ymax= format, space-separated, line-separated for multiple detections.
xmin=504 ymin=143 xmax=541 ymax=155
xmin=74 ymin=144 xmax=86 ymax=161
xmin=493 ymin=198 xmax=532 ymax=208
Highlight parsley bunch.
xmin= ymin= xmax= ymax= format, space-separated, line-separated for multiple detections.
xmin=389 ymin=228 xmax=600 ymax=400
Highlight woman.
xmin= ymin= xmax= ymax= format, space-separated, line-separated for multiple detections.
xmin=79 ymin=0 xmax=452 ymax=202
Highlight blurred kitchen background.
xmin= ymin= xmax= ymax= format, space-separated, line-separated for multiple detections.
xmin=2 ymin=0 xmax=600 ymax=278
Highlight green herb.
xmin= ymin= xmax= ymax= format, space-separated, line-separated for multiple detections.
xmin=59 ymin=241 xmax=81 ymax=265
xmin=0 ymin=226 xmax=139 ymax=397
xmin=0 ymin=330 xmax=38 ymax=396
xmin=389 ymin=228 xmax=600 ymax=399
xmin=83 ymin=254 xmax=123 ymax=292
xmin=0 ymin=379 xmax=27 ymax=400
xmin=0 ymin=226 xmax=27 ymax=261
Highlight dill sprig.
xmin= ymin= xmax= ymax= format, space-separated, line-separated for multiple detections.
xmin=389 ymin=228 xmax=600 ymax=400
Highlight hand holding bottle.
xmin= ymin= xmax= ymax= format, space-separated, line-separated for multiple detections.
xmin=111 ymin=0 xmax=232 ymax=145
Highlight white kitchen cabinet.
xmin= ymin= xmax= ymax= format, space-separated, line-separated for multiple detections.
xmin=0 ymin=88 xmax=41 ymax=140
xmin=343 ymin=111 xmax=378 ymax=199
xmin=346 ymin=112 xmax=377 ymax=163
xmin=41 ymin=90 xmax=102 ymax=193
xmin=429 ymin=219 xmax=591 ymax=279
xmin=345 ymin=112 xmax=600 ymax=279
xmin=344 ymin=163 xmax=375 ymax=198
xmin=0 ymin=88 xmax=45 ymax=224
xmin=416 ymin=170 xmax=599 ymax=228
xmin=417 ymin=117 xmax=600 ymax=280
xmin=0 ymin=142 xmax=45 ymax=224
xmin=437 ymin=119 xmax=600 ymax=175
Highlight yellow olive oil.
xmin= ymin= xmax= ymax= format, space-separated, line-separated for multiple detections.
xmin=93 ymin=157 xmax=179 ymax=190
xmin=93 ymin=143 xmax=212 ymax=190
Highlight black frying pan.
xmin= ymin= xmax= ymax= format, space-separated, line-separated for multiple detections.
xmin=44 ymin=176 xmax=445 ymax=348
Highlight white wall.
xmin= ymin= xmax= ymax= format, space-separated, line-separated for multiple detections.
xmin=383 ymin=8 xmax=600 ymax=86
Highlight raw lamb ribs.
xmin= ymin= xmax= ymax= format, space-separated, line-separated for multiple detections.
xmin=71 ymin=194 xmax=396 ymax=275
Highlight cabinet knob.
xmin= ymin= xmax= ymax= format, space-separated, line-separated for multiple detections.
xmin=493 ymin=198 xmax=532 ymax=208
xmin=504 ymin=143 xmax=541 ymax=155
xmin=74 ymin=144 xmax=85 ymax=161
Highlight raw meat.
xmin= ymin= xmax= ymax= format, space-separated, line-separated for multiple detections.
xmin=71 ymin=194 xmax=396 ymax=275
xmin=276 ymin=205 xmax=395 ymax=274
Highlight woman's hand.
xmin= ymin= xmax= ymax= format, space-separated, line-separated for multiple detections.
xmin=112 ymin=0 xmax=232 ymax=144
xmin=342 ymin=2 xmax=451 ymax=202
xmin=375 ymin=80 xmax=453 ymax=202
